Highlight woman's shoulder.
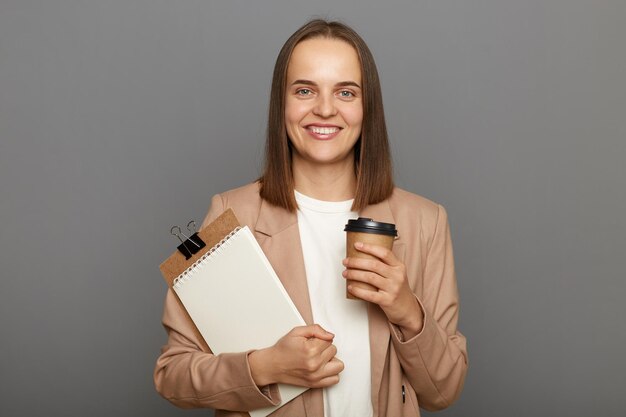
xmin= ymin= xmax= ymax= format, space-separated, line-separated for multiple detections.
xmin=389 ymin=187 xmax=441 ymax=215
xmin=201 ymin=182 xmax=263 ymax=228
xmin=217 ymin=181 xmax=262 ymax=205
xmin=387 ymin=187 xmax=449 ymax=236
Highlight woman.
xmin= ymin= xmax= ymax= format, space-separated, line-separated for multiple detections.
xmin=154 ymin=19 xmax=467 ymax=417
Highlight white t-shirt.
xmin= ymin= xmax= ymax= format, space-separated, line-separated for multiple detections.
xmin=295 ymin=190 xmax=373 ymax=417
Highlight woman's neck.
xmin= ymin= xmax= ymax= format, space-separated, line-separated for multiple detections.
xmin=292 ymin=156 xmax=357 ymax=202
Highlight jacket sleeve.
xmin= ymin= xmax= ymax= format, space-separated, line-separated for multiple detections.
xmin=153 ymin=194 xmax=281 ymax=411
xmin=389 ymin=204 xmax=468 ymax=411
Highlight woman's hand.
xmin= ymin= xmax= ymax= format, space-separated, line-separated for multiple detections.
xmin=248 ymin=324 xmax=344 ymax=388
xmin=343 ymin=242 xmax=424 ymax=338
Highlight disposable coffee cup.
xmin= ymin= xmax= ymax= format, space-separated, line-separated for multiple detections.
xmin=344 ymin=218 xmax=398 ymax=300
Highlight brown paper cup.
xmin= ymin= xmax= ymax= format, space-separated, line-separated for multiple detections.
xmin=345 ymin=231 xmax=395 ymax=299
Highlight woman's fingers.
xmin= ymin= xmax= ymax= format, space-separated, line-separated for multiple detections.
xmin=314 ymin=375 xmax=340 ymax=388
xmin=342 ymin=267 xmax=386 ymax=289
xmin=342 ymin=256 xmax=389 ymax=276
xmin=290 ymin=324 xmax=335 ymax=341
xmin=321 ymin=357 xmax=345 ymax=383
xmin=346 ymin=282 xmax=383 ymax=303
xmin=308 ymin=357 xmax=345 ymax=388
xmin=319 ymin=341 xmax=338 ymax=365
xmin=342 ymin=242 xmax=408 ymax=297
xmin=352 ymin=241 xmax=400 ymax=266
xmin=342 ymin=258 xmax=405 ymax=294
xmin=342 ymin=243 xmax=421 ymax=330
xmin=262 ymin=324 xmax=344 ymax=388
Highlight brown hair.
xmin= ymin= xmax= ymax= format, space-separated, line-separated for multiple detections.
xmin=259 ymin=19 xmax=394 ymax=212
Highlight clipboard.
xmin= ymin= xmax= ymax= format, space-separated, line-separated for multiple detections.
xmin=158 ymin=209 xmax=308 ymax=417
xmin=159 ymin=209 xmax=241 ymax=351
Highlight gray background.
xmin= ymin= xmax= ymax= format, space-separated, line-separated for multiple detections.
xmin=1 ymin=0 xmax=624 ymax=416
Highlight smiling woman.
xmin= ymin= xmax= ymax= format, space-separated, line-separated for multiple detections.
xmin=285 ymin=37 xmax=364 ymax=198
xmin=154 ymin=19 xmax=468 ymax=417
xmin=260 ymin=20 xmax=394 ymax=213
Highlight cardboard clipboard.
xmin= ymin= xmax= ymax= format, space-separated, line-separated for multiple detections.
xmin=158 ymin=208 xmax=308 ymax=417
xmin=159 ymin=208 xmax=240 ymax=352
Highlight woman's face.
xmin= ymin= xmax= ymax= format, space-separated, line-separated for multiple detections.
xmin=285 ymin=37 xmax=363 ymax=169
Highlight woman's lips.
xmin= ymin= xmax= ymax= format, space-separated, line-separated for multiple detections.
xmin=306 ymin=125 xmax=342 ymax=140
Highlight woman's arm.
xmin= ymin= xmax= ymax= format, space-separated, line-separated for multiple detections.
xmin=154 ymin=288 xmax=282 ymax=410
xmin=154 ymin=194 xmax=278 ymax=410
xmin=343 ymin=204 xmax=468 ymax=410
xmin=154 ymin=194 xmax=343 ymax=410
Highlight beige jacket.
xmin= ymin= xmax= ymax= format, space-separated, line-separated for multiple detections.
xmin=154 ymin=182 xmax=468 ymax=416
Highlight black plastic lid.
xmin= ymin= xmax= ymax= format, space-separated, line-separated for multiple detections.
xmin=344 ymin=217 xmax=397 ymax=236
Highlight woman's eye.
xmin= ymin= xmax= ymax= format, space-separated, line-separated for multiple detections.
xmin=339 ymin=90 xmax=354 ymax=98
xmin=296 ymin=88 xmax=312 ymax=96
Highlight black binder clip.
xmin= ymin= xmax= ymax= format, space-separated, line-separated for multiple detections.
xmin=170 ymin=220 xmax=206 ymax=260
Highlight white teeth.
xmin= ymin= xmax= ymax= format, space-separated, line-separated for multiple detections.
xmin=309 ymin=126 xmax=339 ymax=135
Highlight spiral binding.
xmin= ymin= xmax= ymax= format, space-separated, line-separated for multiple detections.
xmin=173 ymin=226 xmax=243 ymax=290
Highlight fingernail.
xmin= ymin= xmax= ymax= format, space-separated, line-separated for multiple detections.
xmin=355 ymin=242 xmax=363 ymax=249
xmin=342 ymin=258 xmax=348 ymax=265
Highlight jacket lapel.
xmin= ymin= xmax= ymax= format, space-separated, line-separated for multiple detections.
xmin=360 ymin=199 xmax=406 ymax=416
xmin=253 ymin=194 xmax=405 ymax=416
xmin=254 ymin=198 xmax=315 ymax=325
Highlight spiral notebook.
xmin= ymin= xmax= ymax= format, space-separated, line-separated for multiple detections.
xmin=160 ymin=209 xmax=307 ymax=417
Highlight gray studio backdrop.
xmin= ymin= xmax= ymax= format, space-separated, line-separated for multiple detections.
xmin=1 ymin=1 xmax=624 ymax=416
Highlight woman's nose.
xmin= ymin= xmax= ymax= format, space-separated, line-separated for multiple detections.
xmin=312 ymin=92 xmax=337 ymax=118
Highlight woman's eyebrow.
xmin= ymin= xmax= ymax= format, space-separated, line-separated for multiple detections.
xmin=290 ymin=80 xmax=362 ymax=89
xmin=336 ymin=81 xmax=361 ymax=89
xmin=291 ymin=79 xmax=317 ymax=86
